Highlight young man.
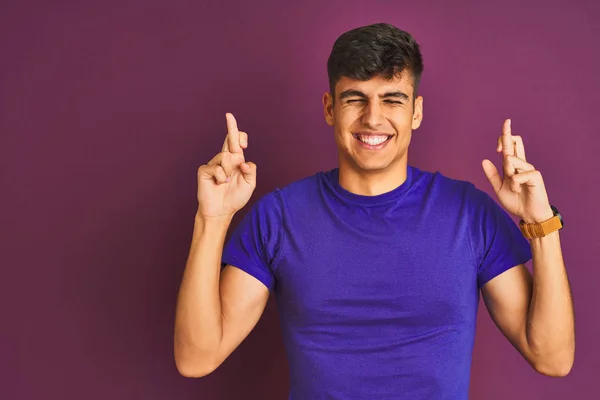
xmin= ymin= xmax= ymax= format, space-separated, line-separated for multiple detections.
xmin=174 ymin=23 xmax=574 ymax=399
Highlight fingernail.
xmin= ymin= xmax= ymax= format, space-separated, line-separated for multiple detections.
xmin=508 ymin=119 xmax=511 ymax=127
xmin=226 ymin=177 xmax=231 ymax=183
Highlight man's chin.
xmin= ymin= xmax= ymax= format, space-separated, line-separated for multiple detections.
xmin=339 ymin=153 xmax=405 ymax=174
xmin=353 ymin=161 xmax=393 ymax=174
xmin=354 ymin=155 xmax=408 ymax=173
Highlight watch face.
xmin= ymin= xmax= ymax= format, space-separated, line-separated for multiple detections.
xmin=551 ymin=205 xmax=564 ymax=228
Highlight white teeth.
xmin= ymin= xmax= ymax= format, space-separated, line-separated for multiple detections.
xmin=358 ymin=135 xmax=389 ymax=145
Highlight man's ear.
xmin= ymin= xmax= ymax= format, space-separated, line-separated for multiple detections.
xmin=412 ymin=95 xmax=423 ymax=130
xmin=323 ymin=92 xmax=334 ymax=126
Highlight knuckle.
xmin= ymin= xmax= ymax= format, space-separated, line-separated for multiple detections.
xmin=218 ymin=152 xmax=231 ymax=164
xmin=219 ymin=154 xmax=231 ymax=168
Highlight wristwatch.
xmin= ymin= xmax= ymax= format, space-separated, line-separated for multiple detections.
xmin=519 ymin=205 xmax=564 ymax=239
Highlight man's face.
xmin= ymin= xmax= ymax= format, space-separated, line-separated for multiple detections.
xmin=323 ymin=72 xmax=423 ymax=174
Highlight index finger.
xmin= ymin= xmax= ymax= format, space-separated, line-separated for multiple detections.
xmin=223 ymin=113 xmax=243 ymax=154
xmin=501 ymin=119 xmax=515 ymax=157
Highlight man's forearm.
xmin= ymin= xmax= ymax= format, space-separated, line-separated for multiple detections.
xmin=174 ymin=213 xmax=232 ymax=376
xmin=526 ymin=229 xmax=575 ymax=375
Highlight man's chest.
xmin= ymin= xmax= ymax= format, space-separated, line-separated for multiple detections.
xmin=273 ymin=221 xmax=479 ymax=332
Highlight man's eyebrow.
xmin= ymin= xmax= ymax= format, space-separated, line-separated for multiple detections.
xmin=380 ymin=91 xmax=409 ymax=101
xmin=339 ymin=89 xmax=367 ymax=99
xmin=338 ymin=89 xmax=409 ymax=101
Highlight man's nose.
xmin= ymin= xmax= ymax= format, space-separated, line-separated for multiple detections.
xmin=361 ymin=102 xmax=384 ymax=128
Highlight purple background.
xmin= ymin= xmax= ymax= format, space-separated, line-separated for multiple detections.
xmin=3 ymin=1 xmax=598 ymax=399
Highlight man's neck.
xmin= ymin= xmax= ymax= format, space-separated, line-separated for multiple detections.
xmin=338 ymin=163 xmax=408 ymax=196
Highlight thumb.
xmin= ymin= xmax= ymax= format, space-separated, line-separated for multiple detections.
xmin=482 ymin=159 xmax=502 ymax=194
xmin=240 ymin=162 xmax=257 ymax=185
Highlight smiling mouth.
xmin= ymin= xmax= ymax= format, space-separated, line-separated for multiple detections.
xmin=352 ymin=134 xmax=393 ymax=146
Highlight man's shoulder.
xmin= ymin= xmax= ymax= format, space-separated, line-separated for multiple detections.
xmin=251 ymin=169 xmax=328 ymax=210
xmin=265 ymin=169 xmax=328 ymax=200
xmin=280 ymin=169 xmax=327 ymax=195
xmin=422 ymin=167 xmax=503 ymax=217
xmin=414 ymin=165 xmax=477 ymax=197
xmin=412 ymin=166 xmax=506 ymax=222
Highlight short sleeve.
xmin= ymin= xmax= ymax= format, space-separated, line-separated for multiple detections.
xmin=467 ymin=184 xmax=533 ymax=287
xmin=221 ymin=190 xmax=284 ymax=291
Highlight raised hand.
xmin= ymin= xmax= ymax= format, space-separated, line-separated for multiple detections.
xmin=481 ymin=119 xmax=554 ymax=223
xmin=196 ymin=113 xmax=257 ymax=219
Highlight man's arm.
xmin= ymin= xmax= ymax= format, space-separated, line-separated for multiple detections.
xmin=481 ymin=230 xmax=575 ymax=377
xmin=174 ymin=214 xmax=269 ymax=377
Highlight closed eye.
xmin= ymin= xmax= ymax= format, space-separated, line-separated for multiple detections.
xmin=346 ymin=99 xmax=403 ymax=105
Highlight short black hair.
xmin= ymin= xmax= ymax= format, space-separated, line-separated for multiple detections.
xmin=327 ymin=23 xmax=424 ymax=99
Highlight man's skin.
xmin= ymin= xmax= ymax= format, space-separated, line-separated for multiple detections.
xmin=173 ymin=71 xmax=575 ymax=378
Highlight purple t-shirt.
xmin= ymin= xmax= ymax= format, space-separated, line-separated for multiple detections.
xmin=222 ymin=165 xmax=532 ymax=399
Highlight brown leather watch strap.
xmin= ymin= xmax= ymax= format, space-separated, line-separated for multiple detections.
xmin=520 ymin=216 xmax=562 ymax=239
